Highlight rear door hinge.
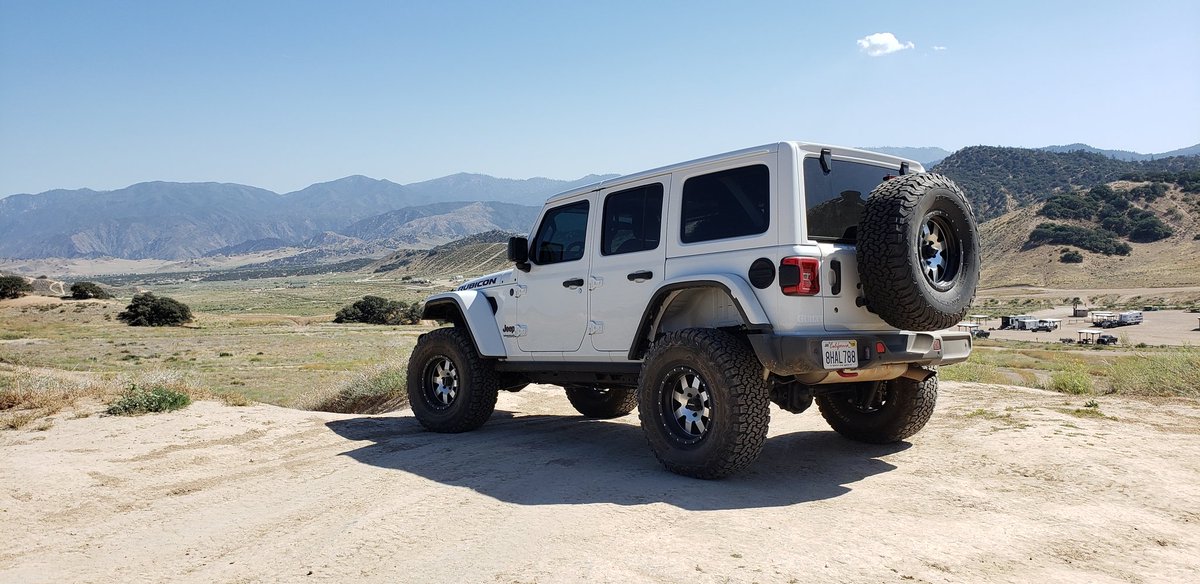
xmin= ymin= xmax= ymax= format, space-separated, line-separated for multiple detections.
xmin=587 ymin=320 xmax=604 ymax=335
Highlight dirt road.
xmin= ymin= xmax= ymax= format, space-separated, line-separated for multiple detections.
xmin=2 ymin=383 xmax=1198 ymax=583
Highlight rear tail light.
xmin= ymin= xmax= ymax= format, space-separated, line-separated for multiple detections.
xmin=780 ymin=257 xmax=820 ymax=296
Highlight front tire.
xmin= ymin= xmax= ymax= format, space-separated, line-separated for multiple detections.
xmin=406 ymin=327 xmax=499 ymax=433
xmin=815 ymin=376 xmax=938 ymax=444
xmin=637 ymin=329 xmax=771 ymax=479
xmin=565 ymin=386 xmax=637 ymax=419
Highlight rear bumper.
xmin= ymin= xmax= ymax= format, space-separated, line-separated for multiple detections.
xmin=747 ymin=330 xmax=972 ymax=379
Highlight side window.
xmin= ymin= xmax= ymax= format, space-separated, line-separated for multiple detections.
xmin=530 ymin=200 xmax=589 ymax=265
xmin=680 ymin=164 xmax=770 ymax=243
xmin=601 ymin=183 xmax=664 ymax=256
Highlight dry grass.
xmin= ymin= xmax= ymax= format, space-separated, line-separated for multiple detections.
xmin=1106 ymin=349 xmax=1200 ymax=398
xmin=0 ymin=366 xmax=247 ymax=429
xmin=0 ymin=366 xmax=112 ymax=429
xmin=297 ymin=360 xmax=409 ymax=414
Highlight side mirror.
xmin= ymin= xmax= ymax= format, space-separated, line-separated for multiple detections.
xmin=507 ymin=236 xmax=531 ymax=272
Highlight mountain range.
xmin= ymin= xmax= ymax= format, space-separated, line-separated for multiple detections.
xmin=0 ymin=174 xmax=609 ymax=260
xmin=2 ymin=142 xmax=1197 ymax=264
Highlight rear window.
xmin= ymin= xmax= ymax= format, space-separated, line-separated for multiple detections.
xmin=803 ymin=157 xmax=898 ymax=241
xmin=681 ymin=165 xmax=770 ymax=243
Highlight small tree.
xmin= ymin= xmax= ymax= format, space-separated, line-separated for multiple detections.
xmin=334 ymin=296 xmax=419 ymax=325
xmin=70 ymin=281 xmax=112 ymax=300
xmin=0 ymin=276 xmax=32 ymax=299
xmin=117 ymin=293 xmax=193 ymax=327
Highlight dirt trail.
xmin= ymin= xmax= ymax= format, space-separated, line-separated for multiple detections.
xmin=2 ymin=383 xmax=1198 ymax=583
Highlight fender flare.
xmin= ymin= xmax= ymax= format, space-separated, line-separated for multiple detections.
xmin=420 ymin=291 xmax=506 ymax=357
xmin=627 ymin=274 xmax=771 ymax=360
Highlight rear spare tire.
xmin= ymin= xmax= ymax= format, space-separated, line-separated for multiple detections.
xmin=857 ymin=173 xmax=979 ymax=331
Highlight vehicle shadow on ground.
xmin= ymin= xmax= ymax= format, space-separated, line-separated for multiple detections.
xmin=325 ymin=410 xmax=908 ymax=511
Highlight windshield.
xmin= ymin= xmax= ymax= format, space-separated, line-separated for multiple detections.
xmin=802 ymin=157 xmax=900 ymax=242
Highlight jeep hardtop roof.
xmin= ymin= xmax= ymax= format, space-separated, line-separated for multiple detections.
xmin=541 ymin=141 xmax=926 ymax=206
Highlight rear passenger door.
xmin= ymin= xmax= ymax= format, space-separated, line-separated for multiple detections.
xmin=588 ymin=177 xmax=669 ymax=352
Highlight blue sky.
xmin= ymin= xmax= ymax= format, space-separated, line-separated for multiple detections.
xmin=2 ymin=0 xmax=1198 ymax=195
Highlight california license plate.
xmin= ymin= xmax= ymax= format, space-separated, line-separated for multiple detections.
xmin=821 ymin=340 xmax=859 ymax=370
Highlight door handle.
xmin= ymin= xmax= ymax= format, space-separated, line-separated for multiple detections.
xmin=562 ymin=278 xmax=585 ymax=288
xmin=627 ymin=270 xmax=653 ymax=282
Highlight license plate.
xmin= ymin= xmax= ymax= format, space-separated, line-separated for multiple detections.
xmin=821 ymin=340 xmax=859 ymax=370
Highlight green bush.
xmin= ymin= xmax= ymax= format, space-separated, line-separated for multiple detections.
xmin=117 ymin=293 xmax=193 ymax=327
xmin=334 ymin=295 xmax=420 ymax=325
xmin=70 ymin=281 xmax=112 ymax=300
xmin=106 ymin=384 xmax=192 ymax=415
xmin=0 ymin=275 xmax=32 ymax=299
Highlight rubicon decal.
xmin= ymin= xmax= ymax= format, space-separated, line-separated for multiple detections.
xmin=457 ymin=277 xmax=498 ymax=291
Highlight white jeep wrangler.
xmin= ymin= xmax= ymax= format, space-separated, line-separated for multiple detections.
xmin=408 ymin=142 xmax=979 ymax=478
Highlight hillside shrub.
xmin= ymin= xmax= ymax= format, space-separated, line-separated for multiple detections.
xmin=117 ymin=293 xmax=193 ymax=327
xmin=1060 ymin=250 xmax=1083 ymax=263
xmin=1026 ymin=223 xmax=1131 ymax=255
xmin=1127 ymin=216 xmax=1174 ymax=242
xmin=0 ymin=276 xmax=32 ymax=299
xmin=334 ymin=296 xmax=420 ymax=325
xmin=70 ymin=281 xmax=112 ymax=300
xmin=1038 ymin=194 xmax=1094 ymax=220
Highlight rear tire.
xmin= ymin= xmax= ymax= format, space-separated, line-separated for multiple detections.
xmin=816 ymin=376 xmax=938 ymax=444
xmin=857 ymin=173 xmax=979 ymax=331
xmin=637 ymin=329 xmax=770 ymax=479
xmin=406 ymin=327 xmax=499 ymax=433
xmin=565 ymin=387 xmax=637 ymax=419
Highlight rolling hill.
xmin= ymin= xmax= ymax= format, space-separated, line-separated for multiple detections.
xmin=933 ymin=147 xmax=1200 ymax=220
xmin=367 ymin=230 xmax=514 ymax=278
xmin=978 ymin=179 xmax=1200 ymax=289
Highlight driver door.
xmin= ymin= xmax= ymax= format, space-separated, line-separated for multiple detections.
xmin=516 ymin=197 xmax=592 ymax=353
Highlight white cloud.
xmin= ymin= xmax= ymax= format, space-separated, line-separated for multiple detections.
xmin=932 ymin=45 xmax=947 ymax=51
xmin=856 ymin=32 xmax=915 ymax=57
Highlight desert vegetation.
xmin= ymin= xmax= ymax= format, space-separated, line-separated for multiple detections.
xmin=0 ymin=367 xmax=210 ymax=430
xmin=0 ymin=275 xmax=32 ymax=299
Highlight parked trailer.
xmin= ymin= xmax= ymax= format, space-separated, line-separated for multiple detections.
xmin=1001 ymin=315 xmax=1035 ymax=330
xmin=1118 ymin=311 xmax=1143 ymax=325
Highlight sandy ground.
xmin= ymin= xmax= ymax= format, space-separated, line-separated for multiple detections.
xmin=2 ymin=383 xmax=1199 ymax=584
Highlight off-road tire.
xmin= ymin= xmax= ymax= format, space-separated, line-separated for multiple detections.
xmin=565 ymin=387 xmax=638 ymax=419
xmin=637 ymin=329 xmax=771 ymax=479
xmin=406 ymin=327 xmax=499 ymax=433
xmin=815 ymin=376 xmax=938 ymax=444
xmin=857 ymin=173 xmax=979 ymax=331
